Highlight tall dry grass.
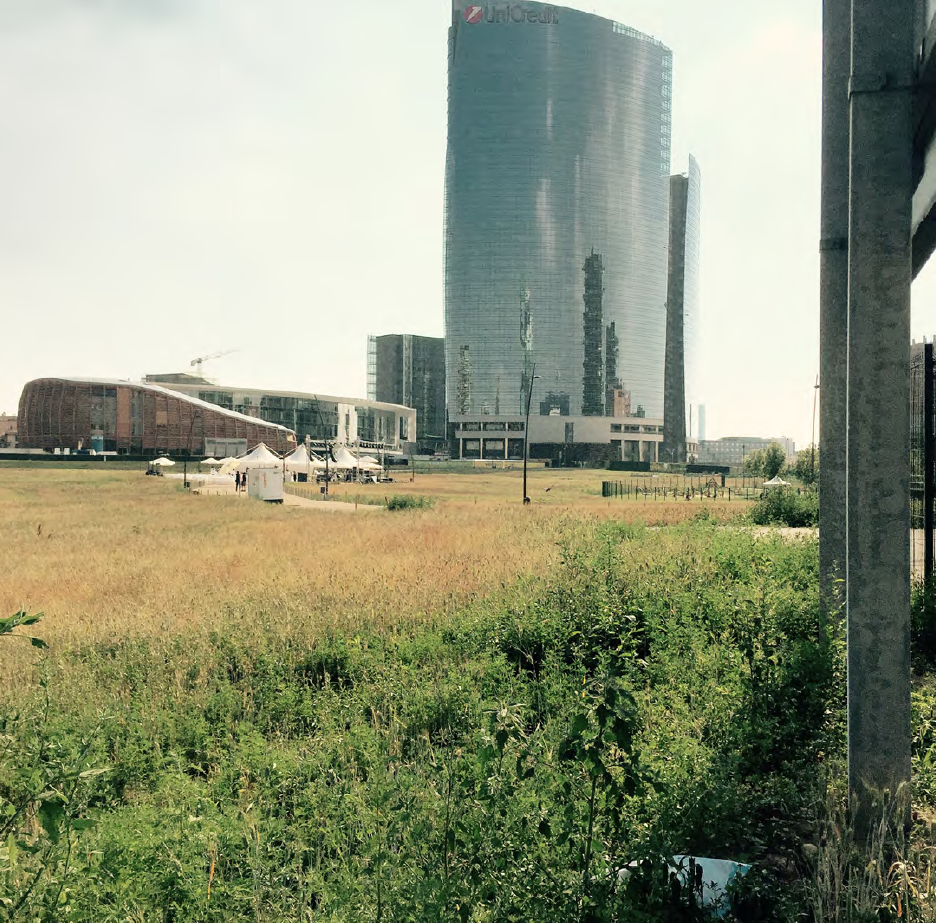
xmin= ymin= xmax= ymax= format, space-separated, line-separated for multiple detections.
xmin=0 ymin=466 xmax=745 ymax=694
xmin=300 ymin=465 xmax=750 ymax=517
xmin=0 ymin=468 xmax=576 ymax=689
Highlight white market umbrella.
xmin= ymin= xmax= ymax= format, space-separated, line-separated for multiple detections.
xmin=150 ymin=456 xmax=175 ymax=467
xmin=199 ymin=457 xmax=221 ymax=466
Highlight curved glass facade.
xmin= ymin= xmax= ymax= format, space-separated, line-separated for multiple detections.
xmin=444 ymin=2 xmax=673 ymax=417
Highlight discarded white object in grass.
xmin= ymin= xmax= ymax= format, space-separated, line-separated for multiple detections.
xmin=619 ymin=856 xmax=751 ymax=917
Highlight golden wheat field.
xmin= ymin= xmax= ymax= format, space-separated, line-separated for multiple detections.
xmin=0 ymin=465 xmax=747 ymax=693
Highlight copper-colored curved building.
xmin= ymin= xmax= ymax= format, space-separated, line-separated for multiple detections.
xmin=17 ymin=378 xmax=296 ymax=456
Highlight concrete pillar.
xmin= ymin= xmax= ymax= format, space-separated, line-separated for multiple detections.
xmin=819 ymin=0 xmax=851 ymax=620
xmin=846 ymin=0 xmax=914 ymax=829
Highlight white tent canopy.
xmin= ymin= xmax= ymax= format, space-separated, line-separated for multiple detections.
xmin=150 ymin=456 xmax=175 ymax=467
xmin=199 ymin=457 xmax=221 ymax=466
xmin=357 ymin=455 xmax=382 ymax=470
xmin=331 ymin=446 xmax=360 ymax=470
xmin=220 ymin=442 xmax=282 ymax=474
xmin=283 ymin=445 xmax=326 ymax=472
xmin=763 ymin=476 xmax=790 ymax=487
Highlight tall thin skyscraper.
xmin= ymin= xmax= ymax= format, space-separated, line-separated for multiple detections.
xmin=444 ymin=2 xmax=673 ymax=417
xmin=663 ymin=156 xmax=701 ymax=461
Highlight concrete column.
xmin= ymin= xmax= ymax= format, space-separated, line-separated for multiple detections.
xmin=819 ymin=0 xmax=851 ymax=619
xmin=846 ymin=0 xmax=914 ymax=829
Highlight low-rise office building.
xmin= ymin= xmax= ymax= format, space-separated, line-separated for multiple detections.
xmin=698 ymin=436 xmax=796 ymax=468
xmin=449 ymin=413 xmax=665 ymax=465
xmin=144 ymin=377 xmax=416 ymax=456
xmin=0 ymin=414 xmax=16 ymax=448
xmin=17 ymin=378 xmax=295 ymax=455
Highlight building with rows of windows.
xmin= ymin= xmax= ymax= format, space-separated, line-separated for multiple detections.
xmin=16 ymin=377 xmax=295 ymax=456
xmin=144 ymin=375 xmax=416 ymax=456
xmin=449 ymin=412 xmax=666 ymax=466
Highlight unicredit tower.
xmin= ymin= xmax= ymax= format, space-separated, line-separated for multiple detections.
xmin=444 ymin=2 xmax=673 ymax=418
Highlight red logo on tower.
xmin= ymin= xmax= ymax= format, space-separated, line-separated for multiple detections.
xmin=465 ymin=5 xmax=484 ymax=23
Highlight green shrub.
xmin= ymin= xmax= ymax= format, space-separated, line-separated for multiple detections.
xmin=749 ymin=487 xmax=818 ymax=527
xmin=913 ymin=577 xmax=936 ymax=667
xmin=385 ymin=494 xmax=434 ymax=511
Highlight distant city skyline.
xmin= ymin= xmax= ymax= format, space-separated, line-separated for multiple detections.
xmin=4 ymin=0 xmax=936 ymax=447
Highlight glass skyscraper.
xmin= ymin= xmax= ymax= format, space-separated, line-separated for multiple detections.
xmin=444 ymin=1 xmax=673 ymax=417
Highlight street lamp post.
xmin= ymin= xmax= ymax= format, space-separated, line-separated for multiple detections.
xmin=522 ymin=364 xmax=540 ymax=504
xmin=811 ymin=374 xmax=820 ymax=486
xmin=310 ymin=397 xmax=331 ymax=497
xmin=183 ymin=410 xmax=201 ymax=490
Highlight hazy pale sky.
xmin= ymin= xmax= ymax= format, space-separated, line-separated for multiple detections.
xmin=3 ymin=0 xmax=936 ymax=448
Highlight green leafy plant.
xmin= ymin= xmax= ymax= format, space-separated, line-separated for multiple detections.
xmin=385 ymin=494 xmax=434 ymax=511
xmin=0 ymin=612 xmax=46 ymax=650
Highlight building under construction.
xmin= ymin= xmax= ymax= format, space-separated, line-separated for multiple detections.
xmin=17 ymin=378 xmax=295 ymax=456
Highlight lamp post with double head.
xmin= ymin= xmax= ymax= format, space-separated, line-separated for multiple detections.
xmin=522 ymin=365 xmax=540 ymax=504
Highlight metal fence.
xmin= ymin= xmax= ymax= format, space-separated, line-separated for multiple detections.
xmin=911 ymin=342 xmax=935 ymax=580
xmin=601 ymin=480 xmax=765 ymax=501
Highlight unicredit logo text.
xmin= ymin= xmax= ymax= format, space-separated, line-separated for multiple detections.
xmin=464 ymin=4 xmax=560 ymax=24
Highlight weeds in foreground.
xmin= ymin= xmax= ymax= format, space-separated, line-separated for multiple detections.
xmin=0 ymin=525 xmax=839 ymax=920
xmin=808 ymin=782 xmax=936 ymax=922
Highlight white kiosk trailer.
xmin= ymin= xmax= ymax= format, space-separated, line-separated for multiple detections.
xmin=247 ymin=466 xmax=284 ymax=503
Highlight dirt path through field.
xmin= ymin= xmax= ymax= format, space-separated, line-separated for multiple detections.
xmin=281 ymin=492 xmax=383 ymax=513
